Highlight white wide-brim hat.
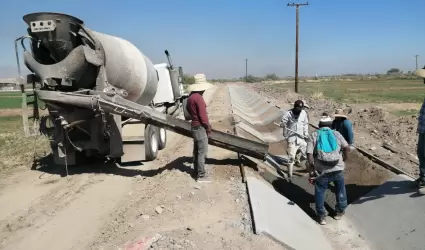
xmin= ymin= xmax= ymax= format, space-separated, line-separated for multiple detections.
xmin=414 ymin=69 xmax=425 ymax=78
xmin=333 ymin=108 xmax=348 ymax=118
xmin=187 ymin=82 xmax=214 ymax=92
xmin=188 ymin=73 xmax=214 ymax=92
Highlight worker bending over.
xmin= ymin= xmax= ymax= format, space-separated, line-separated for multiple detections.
xmin=280 ymin=100 xmax=309 ymax=177
xmin=186 ymin=80 xmax=214 ymax=183
xmin=307 ymin=114 xmax=350 ymax=225
xmin=332 ymin=108 xmax=355 ymax=149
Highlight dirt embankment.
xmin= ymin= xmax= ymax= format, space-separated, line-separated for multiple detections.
xmin=249 ymin=83 xmax=419 ymax=178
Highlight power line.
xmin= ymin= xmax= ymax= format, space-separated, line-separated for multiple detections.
xmin=287 ymin=2 xmax=309 ymax=93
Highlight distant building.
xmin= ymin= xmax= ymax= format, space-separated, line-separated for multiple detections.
xmin=0 ymin=78 xmax=19 ymax=91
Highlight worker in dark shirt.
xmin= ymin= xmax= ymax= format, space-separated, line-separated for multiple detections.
xmin=332 ymin=108 xmax=354 ymax=148
xmin=186 ymin=80 xmax=214 ymax=183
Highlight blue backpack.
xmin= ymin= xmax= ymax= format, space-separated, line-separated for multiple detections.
xmin=315 ymin=128 xmax=340 ymax=167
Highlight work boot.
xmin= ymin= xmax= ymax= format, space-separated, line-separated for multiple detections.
xmin=411 ymin=178 xmax=425 ymax=188
xmin=287 ymin=163 xmax=294 ymax=178
xmin=197 ymin=176 xmax=212 ymax=183
xmin=333 ymin=211 xmax=345 ymax=220
xmin=317 ymin=216 xmax=326 ymax=225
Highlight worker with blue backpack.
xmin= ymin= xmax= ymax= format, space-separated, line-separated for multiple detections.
xmin=306 ymin=113 xmax=351 ymax=225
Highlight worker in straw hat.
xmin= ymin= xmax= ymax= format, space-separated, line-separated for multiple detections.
xmin=307 ymin=112 xmax=350 ymax=225
xmin=186 ymin=74 xmax=214 ymax=183
xmin=331 ymin=108 xmax=354 ymax=150
xmin=413 ymin=66 xmax=425 ymax=194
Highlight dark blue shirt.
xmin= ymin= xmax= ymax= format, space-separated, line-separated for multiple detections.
xmin=332 ymin=119 xmax=354 ymax=145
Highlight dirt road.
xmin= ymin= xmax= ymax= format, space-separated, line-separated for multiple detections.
xmin=0 ymin=86 xmax=284 ymax=250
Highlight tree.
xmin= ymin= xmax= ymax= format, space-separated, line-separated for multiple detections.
xmin=183 ymin=74 xmax=195 ymax=85
xmin=242 ymin=75 xmax=261 ymax=83
xmin=386 ymin=68 xmax=401 ymax=74
xmin=264 ymin=73 xmax=279 ymax=81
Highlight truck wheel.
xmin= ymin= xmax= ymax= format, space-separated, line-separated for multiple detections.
xmin=182 ymin=98 xmax=192 ymax=121
xmin=145 ymin=124 xmax=159 ymax=161
xmin=158 ymin=127 xmax=167 ymax=150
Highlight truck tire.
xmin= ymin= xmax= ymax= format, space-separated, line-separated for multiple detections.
xmin=182 ymin=98 xmax=192 ymax=121
xmin=158 ymin=127 xmax=167 ymax=150
xmin=145 ymin=124 xmax=159 ymax=161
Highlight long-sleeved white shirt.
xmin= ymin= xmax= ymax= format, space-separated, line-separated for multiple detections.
xmin=280 ymin=109 xmax=309 ymax=143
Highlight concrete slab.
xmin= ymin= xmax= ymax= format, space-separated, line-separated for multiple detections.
xmin=231 ymin=100 xmax=269 ymax=111
xmin=233 ymin=105 xmax=281 ymax=119
xmin=232 ymin=109 xmax=283 ymax=127
xmin=230 ymin=97 xmax=263 ymax=107
xmin=231 ymin=102 xmax=276 ymax=116
xmin=237 ymin=122 xmax=284 ymax=143
xmin=246 ymin=176 xmax=333 ymax=250
xmin=345 ymin=174 xmax=425 ymax=250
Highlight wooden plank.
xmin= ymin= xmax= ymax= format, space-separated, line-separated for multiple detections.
xmin=382 ymin=142 xmax=419 ymax=165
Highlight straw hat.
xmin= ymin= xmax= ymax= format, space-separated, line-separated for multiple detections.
xmin=318 ymin=113 xmax=333 ymax=126
xmin=333 ymin=108 xmax=348 ymax=118
xmin=414 ymin=69 xmax=425 ymax=78
xmin=187 ymin=73 xmax=214 ymax=92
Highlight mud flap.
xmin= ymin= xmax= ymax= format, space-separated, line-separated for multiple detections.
xmin=121 ymin=122 xmax=146 ymax=163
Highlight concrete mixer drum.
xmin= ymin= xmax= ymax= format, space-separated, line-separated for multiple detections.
xmin=21 ymin=12 xmax=159 ymax=106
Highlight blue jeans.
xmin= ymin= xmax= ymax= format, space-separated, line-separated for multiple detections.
xmin=417 ymin=133 xmax=425 ymax=183
xmin=315 ymin=170 xmax=347 ymax=217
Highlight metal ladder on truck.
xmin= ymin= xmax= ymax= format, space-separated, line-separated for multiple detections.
xmin=20 ymin=75 xmax=40 ymax=137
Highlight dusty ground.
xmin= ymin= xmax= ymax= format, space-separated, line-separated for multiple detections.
xmin=0 ymin=86 xmax=285 ymax=250
xmin=249 ymin=82 xmax=420 ymax=178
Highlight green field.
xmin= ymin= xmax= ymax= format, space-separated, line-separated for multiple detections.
xmin=0 ymin=91 xmax=43 ymax=109
xmin=264 ymin=79 xmax=425 ymax=103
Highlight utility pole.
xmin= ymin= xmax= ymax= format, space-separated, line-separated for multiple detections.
xmin=415 ymin=55 xmax=419 ymax=70
xmin=245 ymin=58 xmax=248 ymax=83
xmin=287 ymin=2 xmax=309 ymax=93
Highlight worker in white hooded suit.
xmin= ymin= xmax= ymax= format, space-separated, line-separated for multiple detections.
xmin=280 ymin=100 xmax=309 ymax=177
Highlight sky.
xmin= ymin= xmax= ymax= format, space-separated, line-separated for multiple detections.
xmin=0 ymin=0 xmax=424 ymax=79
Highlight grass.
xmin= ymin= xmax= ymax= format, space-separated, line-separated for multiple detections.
xmin=391 ymin=109 xmax=419 ymax=117
xmin=0 ymin=115 xmax=49 ymax=174
xmin=0 ymin=91 xmax=45 ymax=109
xmin=264 ymin=79 xmax=425 ymax=103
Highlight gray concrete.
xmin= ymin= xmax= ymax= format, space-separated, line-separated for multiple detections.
xmin=246 ymin=176 xmax=333 ymax=250
xmin=237 ymin=122 xmax=284 ymax=143
xmin=230 ymin=85 xmax=374 ymax=250
xmin=232 ymin=103 xmax=281 ymax=118
xmin=232 ymin=109 xmax=283 ymax=127
xmin=231 ymin=100 xmax=270 ymax=111
xmin=345 ymin=174 xmax=425 ymax=250
xmin=232 ymin=102 xmax=276 ymax=117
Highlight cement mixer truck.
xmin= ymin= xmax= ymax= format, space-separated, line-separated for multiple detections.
xmin=15 ymin=12 xmax=271 ymax=168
